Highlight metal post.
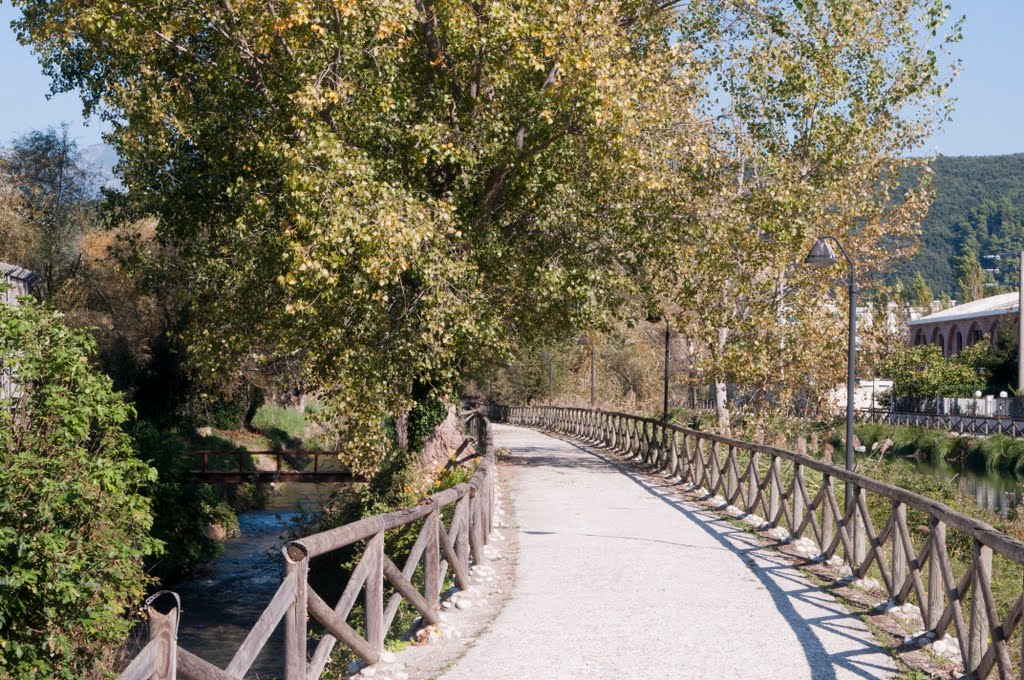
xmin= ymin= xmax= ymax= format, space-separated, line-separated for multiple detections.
xmin=590 ymin=346 xmax=596 ymax=408
xmin=548 ymin=354 xmax=554 ymax=405
xmin=663 ymin=319 xmax=670 ymax=421
xmin=1018 ymin=250 xmax=1023 ymax=392
xmin=845 ymin=264 xmax=858 ymax=512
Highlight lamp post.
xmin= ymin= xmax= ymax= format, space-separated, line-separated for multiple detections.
xmin=805 ymin=235 xmax=858 ymax=512
xmin=663 ymin=319 xmax=671 ymax=422
xmin=578 ymin=334 xmax=595 ymax=408
xmin=541 ymin=352 xmax=553 ymax=404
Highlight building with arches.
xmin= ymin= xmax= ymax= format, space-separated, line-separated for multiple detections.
xmin=908 ymin=292 xmax=1018 ymax=358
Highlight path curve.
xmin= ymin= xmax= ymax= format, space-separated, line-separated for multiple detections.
xmin=440 ymin=423 xmax=895 ymax=680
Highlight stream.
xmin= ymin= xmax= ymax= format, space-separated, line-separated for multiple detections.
xmin=170 ymin=483 xmax=336 ymax=676
xmin=903 ymin=458 xmax=1024 ymax=517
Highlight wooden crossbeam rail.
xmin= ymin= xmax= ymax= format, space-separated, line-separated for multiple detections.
xmin=117 ymin=412 xmax=497 ymax=680
xmin=184 ymin=450 xmax=360 ymax=483
xmin=497 ymin=404 xmax=1024 ymax=680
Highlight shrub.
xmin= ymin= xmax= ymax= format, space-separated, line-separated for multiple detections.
xmin=0 ymin=301 xmax=159 ymax=677
xmin=130 ymin=422 xmax=230 ymax=582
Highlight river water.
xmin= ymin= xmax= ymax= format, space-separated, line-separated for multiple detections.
xmin=170 ymin=483 xmax=335 ymax=676
xmin=886 ymin=457 xmax=1024 ymax=517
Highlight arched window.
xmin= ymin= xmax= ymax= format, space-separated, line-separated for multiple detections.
xmin=968 ymin=322 xmax=983 ymax=346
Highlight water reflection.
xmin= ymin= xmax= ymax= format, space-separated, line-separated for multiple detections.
xmin=169 ymin=483 xmax=335 ymax=677
xmin=895 ymin=458 xmax=1024 ymax=518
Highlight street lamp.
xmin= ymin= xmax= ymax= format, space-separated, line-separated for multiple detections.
xmin=578 ymin=334 xmax=595 ymax=408
xmin=805 ymin=235 xmax=858 ymax=512
xmin=541 ymin=351 xmax=553 ymax=404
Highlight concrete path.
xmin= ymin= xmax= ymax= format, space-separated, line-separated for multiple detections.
xmin=440 ymin=424 xmax=896 ymax=680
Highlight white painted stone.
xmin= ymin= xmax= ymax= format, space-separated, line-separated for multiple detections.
xmin=380 ymin=652 xmax=397 ymax=664
xmin=456 ymin=599 xmax=473 ymax=610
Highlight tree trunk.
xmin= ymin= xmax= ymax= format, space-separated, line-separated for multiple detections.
xmin=714 ymin=379 xmax=730 ymax=434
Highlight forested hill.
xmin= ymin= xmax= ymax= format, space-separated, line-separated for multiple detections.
xmin=899 ymin=154 xmax=1024 ymax=295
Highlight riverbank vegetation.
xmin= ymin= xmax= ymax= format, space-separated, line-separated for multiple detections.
xmin=0 ymin=301 xmax=158 ymax=678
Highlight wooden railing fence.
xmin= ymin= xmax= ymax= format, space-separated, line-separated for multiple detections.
xmin=858 ymin=408 xmax=1024 ymax=438
xmin=118 ymin=411 xmax=496 ymax=680
xmin=494 ymin=405 xmax=1024 ymax=680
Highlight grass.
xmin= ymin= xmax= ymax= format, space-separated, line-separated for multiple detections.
xmin=851 ymin=422 xmax=1024 ymax=475
xmin=250 ymin=404 xmax=309 ymax=449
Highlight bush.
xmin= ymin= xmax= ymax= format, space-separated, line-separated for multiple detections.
xmin=0 ymin=301 xmax=159 ymax=677
xmin=130 ymin=422 xmax=231 ymax=582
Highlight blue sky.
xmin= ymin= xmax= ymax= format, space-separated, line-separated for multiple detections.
xmin=1 ymin=1 xmax=1022 ymax=155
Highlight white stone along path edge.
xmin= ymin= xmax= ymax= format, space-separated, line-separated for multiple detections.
xmin=437 ymin=423 xmax=896 ymax=680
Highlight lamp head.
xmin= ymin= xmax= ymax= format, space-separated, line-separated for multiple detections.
xmin=804 ymin=237 xmax=840 ymax=269
xmin=577 ymin=334 xmax=589 ymax=347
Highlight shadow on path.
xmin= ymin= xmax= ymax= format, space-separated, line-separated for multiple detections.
xmin=529 ymin=433 xmax=892 ymax=680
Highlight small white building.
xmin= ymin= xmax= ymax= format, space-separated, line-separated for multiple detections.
xmin=1 ymin=262 xmax=39 ymax=306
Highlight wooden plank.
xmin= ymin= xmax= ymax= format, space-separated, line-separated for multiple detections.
xmin=306 ymin=588 xmax=379 ymax=666
xmin=383 ymin=517 xmax=433 ymax=632
xmin=383 ymin=555 xmax=441 ymax=625
xmin=306 ymin=545 xmax=374 ymax=678
xmin=117 ymin=640 xmax=157 ymax=680
xmin=177 ymin=648 xmax=239 ymax=680
xmin=225 ymin=574 xmax=296 ymax=678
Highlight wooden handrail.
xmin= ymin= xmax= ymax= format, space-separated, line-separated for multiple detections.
xmin=498 ymin=404 xmax=1024 ymax=679
xmin=118 ymin=411 xmax=498 ymax=680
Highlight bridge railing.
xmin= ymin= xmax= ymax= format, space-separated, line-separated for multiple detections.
xmin=495 ymin=404 xmax=1024 ymax=680
xmin=184 ymin=449 xmax=359 ymax=483
xmin=118 ymin=410 xmax=496 ymax=680
xmin=857 ymin=408 xmax=1024 ymax=438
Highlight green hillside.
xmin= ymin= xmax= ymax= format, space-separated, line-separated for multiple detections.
xmin=899 ymin=154 xmax=1024 ymax=295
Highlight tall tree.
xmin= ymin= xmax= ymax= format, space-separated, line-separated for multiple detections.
xmin=0 ymin=125 xmax=96 ymax=303
xmin=9 ymin=0 xmax=959 ymax=451
xmin=911 ymin=272 xmax=935 ymax=312
xmin=954 ymin=249 xmax=986 ymax=303
xmin=666 ymin=1 xmax=958 ymax=427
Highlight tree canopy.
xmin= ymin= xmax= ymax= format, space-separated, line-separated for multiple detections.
xmin=9 ymin=0 xmax=960 ymax=455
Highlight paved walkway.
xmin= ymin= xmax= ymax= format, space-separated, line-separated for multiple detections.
xmin=440 ymin=424 xmax=895 ymax=680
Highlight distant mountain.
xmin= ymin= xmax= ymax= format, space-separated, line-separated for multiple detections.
xmin=896 ymin=154 xmax=1024 ymax=295
xmin=80 ymin=142 xmax=120 ymax=191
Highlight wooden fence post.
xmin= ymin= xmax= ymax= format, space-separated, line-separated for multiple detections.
xmin=148 ymin=593 xmax=179 ymax=680
xmin=425 ymin=509 xmax=441 ymax=609
xmin=365 ymin=532 xmax=385 ymax=653
xmin=284 ymin=543 xmax=309 ymax=680
xmin=891 ymin=502 xmax=907 ymax=601
xmin=769 ymin=456 xmax=781 ymax=526
xmin=927 ymin=517 xmax=945 ymax=632
xmin=968 ymin=540 xmax=991 ymax=674
xmin=792 ymin=464 xmax=805 ymax=536
xmin=853 ymin=487 xmax=867 ymax=566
